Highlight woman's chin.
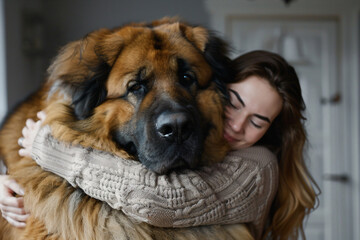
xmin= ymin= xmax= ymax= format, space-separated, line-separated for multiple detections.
xmin=229 ymin=142 xmax=248 ymax=150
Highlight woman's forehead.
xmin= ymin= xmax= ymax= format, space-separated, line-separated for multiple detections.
xmin=228 ymin=76 xmax=283 ymax=120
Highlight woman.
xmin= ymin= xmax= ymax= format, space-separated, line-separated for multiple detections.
xmin=0 ymin=50 xmax=319 ymax=240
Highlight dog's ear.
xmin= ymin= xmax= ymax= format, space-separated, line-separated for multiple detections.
xmin=47 ymin=29 xmax=124 ymax=119
xmin=202 ymin=32 xmax=233 ymax=100
xmin=179 ymin=24 xmax=209 ymax=52
xmin=180 ymin=24 xmax=233 ymax=100
xmin=71 ymin=62 xmax=109 ymax=120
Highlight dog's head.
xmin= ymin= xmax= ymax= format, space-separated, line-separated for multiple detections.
xmin=46 ymin=18 xmax=231 ymax=174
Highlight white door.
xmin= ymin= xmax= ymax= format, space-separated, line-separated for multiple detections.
xmin=226 ymin=17 xmax=351 ymax=239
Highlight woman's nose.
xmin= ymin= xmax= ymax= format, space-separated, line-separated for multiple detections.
xmin=230 ymin=114 xmax=247 ymax=133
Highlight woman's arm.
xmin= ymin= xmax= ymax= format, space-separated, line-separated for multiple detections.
xmin=24 ymin=122 xmax=278 ymax=231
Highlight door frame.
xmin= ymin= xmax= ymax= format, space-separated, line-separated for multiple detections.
xmin=205 ymin=0 xmax=360 ymax=239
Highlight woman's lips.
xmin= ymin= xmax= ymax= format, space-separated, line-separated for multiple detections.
xmin=223 ymin=131 xmax=237 ymax=143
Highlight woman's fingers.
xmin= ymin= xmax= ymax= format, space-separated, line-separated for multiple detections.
xmin=19 ymin=115 xmax=45 ymax=157
xmin=4 ymin=179 xmax=25 ymax=197
xmin=18 ymin=137 xmax=24 ymax=147
xmin=22 ymin=119 xmax=35 ymax=139
xmin=20 ymin=112 xmax=46 ymax=148
xmin=0 ymin=196 xmax=24 ymax=208
xmin=19 ymin=148 xmax=30 ymax=157
xmin=21 ymin=126 xmax=29 ymax=139
xmin=0 ymin=176 xmax=29 ymax=228
xmin=37 ymin=111 xmax=46 ymax=121
xmin=25 ymin=119 xmax=35 ymax=129
xmin=0 ymin=204 xmax=28 ymax=215
xmin=2 ymin=211 xmax=29 ymax=222
xmin=2 ymin=214 xmax=27 ymax=228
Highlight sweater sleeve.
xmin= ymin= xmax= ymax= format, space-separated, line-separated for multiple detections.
xmin=31 ymin=125 xmax=88 ymax=187
xmin=31 ymin=125 xmax=278 ymax=235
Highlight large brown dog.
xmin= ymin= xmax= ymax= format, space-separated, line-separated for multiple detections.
xmin=0 ymin=18 xmax=252 ymax=239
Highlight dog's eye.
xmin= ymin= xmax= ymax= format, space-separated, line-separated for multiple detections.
xmin=129 ymin=83 xmax=141 ymax=92
xmin=180 ymin=73 xmax=196 ymax=88
xmin=128 ymin=81 xmax=145 ymax=95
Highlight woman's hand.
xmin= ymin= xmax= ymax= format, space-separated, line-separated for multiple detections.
xmin=0 ymin=175 xmax=29 ymax=227
xmin=18 ymin=111 xmax=46 ymax=157
xmin=1 ymin=111 xmax=46 ymax=227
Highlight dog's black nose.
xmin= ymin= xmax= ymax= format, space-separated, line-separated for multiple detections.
xmin=156 ymin=111 xmax=193 ymax=143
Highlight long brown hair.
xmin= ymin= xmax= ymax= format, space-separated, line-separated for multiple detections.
xmin=231 ymin=50 xmax=319 ymax=240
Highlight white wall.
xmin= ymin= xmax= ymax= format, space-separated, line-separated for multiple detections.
xmin=0 ymin=0 xmax=6 ymax=122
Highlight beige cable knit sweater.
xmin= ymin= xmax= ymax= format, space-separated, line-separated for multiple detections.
xmin=31 ymin=125 xmax=278 ymax=239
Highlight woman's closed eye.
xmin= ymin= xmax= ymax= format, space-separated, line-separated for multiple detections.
xmin=250 ymin=120 xmax=262 ymax=129
xmin=250 ymin=115 xmax=271 ymax=129
xmin=229 ymin=101 xmax=242 ymax=110
xmin=228 ymin=89 xmax=245 ymax=110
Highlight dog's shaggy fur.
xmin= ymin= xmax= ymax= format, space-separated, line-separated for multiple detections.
xmin=0 ymin=18 xmax=253 ymax=239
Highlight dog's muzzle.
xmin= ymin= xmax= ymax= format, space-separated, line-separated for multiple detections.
xmin=114 ymin=99 xmax=204 ymax=175
xmin=137 ymin=101 xmax=204 ymax=174
xmin=155 ymin=111 xmax=193 ymax=144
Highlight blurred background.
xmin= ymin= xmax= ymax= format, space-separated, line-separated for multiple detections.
xmin=0 ymin=0 xmax=359 ymax=239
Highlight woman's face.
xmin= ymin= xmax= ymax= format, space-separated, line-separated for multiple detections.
xmin=224 ymin=75 xmax=283 ymax=150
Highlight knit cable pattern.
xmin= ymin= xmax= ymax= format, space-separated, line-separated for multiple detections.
xmin=31 ymin=125 xmax=278 ymax=238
